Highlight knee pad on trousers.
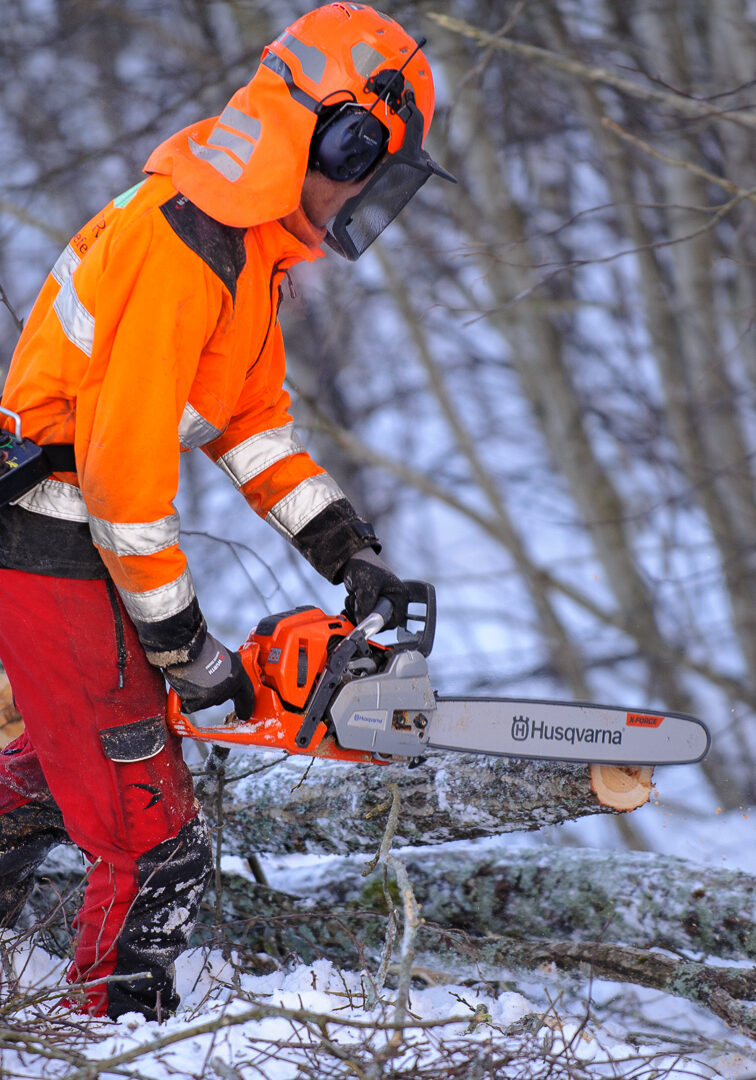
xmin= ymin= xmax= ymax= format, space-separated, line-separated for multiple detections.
xmin=71 ymin=811 xmax=213 ymax=1021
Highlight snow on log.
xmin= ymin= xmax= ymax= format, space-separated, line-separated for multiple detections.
xmin=214 ymin=750 xmax=651 ymax=856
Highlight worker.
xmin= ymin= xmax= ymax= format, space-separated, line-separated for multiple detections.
xmin=0 ymin=3 xmax=453 ymax=1021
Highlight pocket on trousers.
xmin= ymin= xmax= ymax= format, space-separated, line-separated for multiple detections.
xmin=99 ymin=715 xmax=167 ymax=763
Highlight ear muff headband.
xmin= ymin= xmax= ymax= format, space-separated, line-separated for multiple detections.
xmin=309 ymin=104 xmax=388 ymax=182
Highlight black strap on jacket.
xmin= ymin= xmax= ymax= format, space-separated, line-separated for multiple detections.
xmin=43 ymin=443 xmax=76 ymax=471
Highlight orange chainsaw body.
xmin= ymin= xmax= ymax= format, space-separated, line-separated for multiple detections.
xmin=166 ymin=606 xmax=386 ymax=763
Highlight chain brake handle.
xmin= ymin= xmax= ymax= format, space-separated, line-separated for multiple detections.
xmin=350 ymin=580 xmax=436 ymax=653
xmin=387 ymin=579 xmax=436 ymax=657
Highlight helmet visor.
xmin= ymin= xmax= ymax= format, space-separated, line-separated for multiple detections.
xmin=325 ymin=96 xmax=455 ymax=261
xmin=325 ymin=158 xmax=431 ymax=260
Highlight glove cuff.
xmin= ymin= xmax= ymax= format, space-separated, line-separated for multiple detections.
xmin=137 ymin=601 xmax=208 ymax=667
xmin=292 ymin=498 xmax=380 ymax=584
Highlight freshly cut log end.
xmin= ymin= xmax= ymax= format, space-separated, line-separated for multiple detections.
xmin=590 ymin=764 xmax=653 ymax=810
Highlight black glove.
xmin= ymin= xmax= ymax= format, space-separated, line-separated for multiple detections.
xmin=163 ymin=632 xmax=255 ymax=720
xmin=342 ymin=548 xmax=409 ymax=630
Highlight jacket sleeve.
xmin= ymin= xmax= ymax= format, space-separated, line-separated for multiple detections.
xmin=202 ymin=321 xmax=379 ymax=583
xmin=75 ymin=213 xmax=227 ymax=665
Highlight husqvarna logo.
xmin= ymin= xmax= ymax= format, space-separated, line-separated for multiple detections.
xmin=511 ymin=714 xmax=623 ymax=747
xmin=512 ymin=715 xmax=529 ymax=741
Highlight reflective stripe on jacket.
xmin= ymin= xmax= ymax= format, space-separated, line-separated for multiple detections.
xmin=0 ymin=174 xmax=376 ymax=663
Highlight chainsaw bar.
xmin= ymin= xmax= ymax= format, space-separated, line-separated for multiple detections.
xmin=326 ymin=651 xmax=710 ymax=766
xmin=425 ymin=697 xmax=710 ymax=765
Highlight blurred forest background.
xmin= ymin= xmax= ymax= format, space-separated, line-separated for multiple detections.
xmin=2 ymin=0 xmax=756 ymax=829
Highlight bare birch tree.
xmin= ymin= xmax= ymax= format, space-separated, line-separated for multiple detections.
xmin=3 ymin=0 xmax=756 ymax=905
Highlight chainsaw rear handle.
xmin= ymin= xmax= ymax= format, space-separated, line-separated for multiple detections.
xmin=166 ymin=687 xmax=183 ymax=727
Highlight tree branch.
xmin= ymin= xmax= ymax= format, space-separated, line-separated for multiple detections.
xmin=428 ymin=12 xmax=756 ymax=132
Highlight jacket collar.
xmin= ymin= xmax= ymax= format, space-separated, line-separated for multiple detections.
xmin=278 ymin=206 xmax=327 ymax=255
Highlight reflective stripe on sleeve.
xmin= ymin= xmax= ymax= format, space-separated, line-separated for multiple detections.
xmin=179 ymin=403 xmax=224 ymax=449
xmin=216 ymin=422 xmax=306 ymax=489
xmin=53 ymin=276 xmax=95 ymax=356
xmin=118 ymin=566 xmax=197 ymax=623
xmin=51 ymin=244 xmax=81 ymax=286
xmin=89 ymin=512 xmax=181 ymax=557
xmin=14 ymin=479 xmax=89 ymax=522
xmin=266 ymin=473 xmax=345 ymax=539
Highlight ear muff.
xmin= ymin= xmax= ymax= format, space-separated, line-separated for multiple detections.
xmin=309 ymin=104 xmax=388 ymax=183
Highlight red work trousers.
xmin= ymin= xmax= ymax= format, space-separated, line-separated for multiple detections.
xmin=0 ymin=569 xmax=211 ymax=1019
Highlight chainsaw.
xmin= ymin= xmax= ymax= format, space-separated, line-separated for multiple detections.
xmin=166 ymin=581 xmax=710 ymax=767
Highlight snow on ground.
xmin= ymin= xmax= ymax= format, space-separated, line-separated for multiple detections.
xmin=1 ymin=938 xmax=754 ymax=1079
xmin=4 ymin=779 xmax=756 ymax=1077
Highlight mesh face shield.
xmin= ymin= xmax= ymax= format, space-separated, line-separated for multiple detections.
xmin=325 ymin=94 xmax=456 ymax=261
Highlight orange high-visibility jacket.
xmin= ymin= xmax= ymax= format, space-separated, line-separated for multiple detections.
xmin=0 ymin=58 xmax=377 ymax=664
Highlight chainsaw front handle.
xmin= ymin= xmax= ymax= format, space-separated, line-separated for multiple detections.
xmin=351 ymin=596 xmax=394 ymax=640
xmin=351 ymin=581 xmax=436 ymax=655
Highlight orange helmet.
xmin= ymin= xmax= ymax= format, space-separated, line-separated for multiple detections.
xmin=265 ymin=4 xmax=455 ymax=259
xmin=145 ymin=3 xmax=454 ymax=254
xmin=264 ymin=3 xmax=435 ymax=155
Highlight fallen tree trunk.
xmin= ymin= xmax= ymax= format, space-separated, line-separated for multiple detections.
xmin=26 ymin=853 xmax=756 ymax=1037
xmin=199 ymin=870 xmax=756 ymax=1037
xmin=422 ymin=932 xmax=756 ymax=1039
xmin=275 ymin=845 xmax=756 ymax=963
xmin=215 ymin=752 xmax=651 ymax=856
